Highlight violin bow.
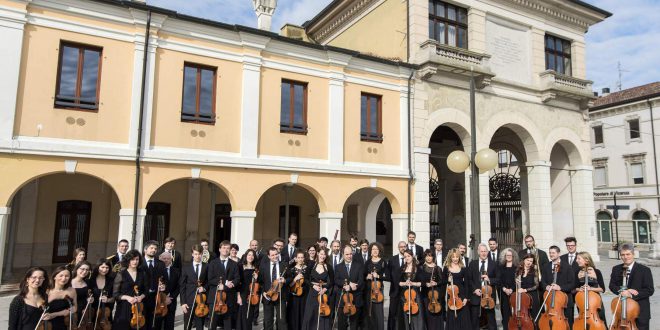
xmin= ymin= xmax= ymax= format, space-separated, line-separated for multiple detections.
xmin=93 ymin=289 xmax=105 ymax=329
xmin=34 ymin=304 xmax=49 ymax=330
xmin=186 ymin=283 xmax=199 ymax=330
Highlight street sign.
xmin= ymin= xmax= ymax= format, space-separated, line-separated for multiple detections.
xmin=606 ymin=205 xmax=630 ymax=210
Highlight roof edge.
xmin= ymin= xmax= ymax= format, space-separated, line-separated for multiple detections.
xmin=589 ymin=91 xmax=660 ymax=112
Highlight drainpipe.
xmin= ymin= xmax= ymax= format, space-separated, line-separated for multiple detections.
xmin=647 ymin=99 xmax=659 ymax=249
xmin=131 ymin=10 xmax=151 ymax=248
xmin=405 ymin=0 xmax=413 ymax=232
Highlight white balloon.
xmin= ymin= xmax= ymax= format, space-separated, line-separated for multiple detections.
xmin=475 ymin=148 xmax=498 ymax=172
xmin=446 ymin=150 xmax=470 ymax=173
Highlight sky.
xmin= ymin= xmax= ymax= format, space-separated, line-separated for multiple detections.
xmin=148 ymin=0 xmax=660 ymax=93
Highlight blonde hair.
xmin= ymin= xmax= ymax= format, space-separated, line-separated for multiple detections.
xmin=443 ymin=248 xmax=465 ymax=268
xmin=576 ymin=251 xmax=595 ymax=269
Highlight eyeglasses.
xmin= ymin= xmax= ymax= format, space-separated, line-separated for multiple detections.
xmin=524 ymin=240 xmax=534 ymax=243
xmin=29 ymin=276 xmax=45 ymax=281
xmin=566 ymin=244 xmax=576 ymax=247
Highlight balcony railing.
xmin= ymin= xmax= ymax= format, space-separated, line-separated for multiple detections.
xmin=417 ymin=40 xmax=495 ymax=88
xmin=539 ymin=70 xmax=595 ymax=107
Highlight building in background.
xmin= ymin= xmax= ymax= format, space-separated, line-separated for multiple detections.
xmin=590 ymin=82 xmax=660 ymax=257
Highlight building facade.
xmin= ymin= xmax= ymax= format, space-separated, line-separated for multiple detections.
xmin=0 ymin=0 xmax=414 ymax=282
xmin=590 ymin=83 xmax=660 ymax=257
xmin=304 ymin=0 xmax=609 ymax=255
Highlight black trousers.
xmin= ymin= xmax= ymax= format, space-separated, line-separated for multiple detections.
xmin=209 ymin=310 xmax=232 ymax=330
xmin=183 ymin=312 xmax=205 ymax=330
xmin=470 ymin=304 xmax=496 ymax=330
xmin=263 ymin=299 xmax=287 ymax=330
xmin=338 ymin=309 xmax=360 ymax=330
xmin=143 ymin=292 xmax=156 ymax=330
xmin=566 ymin=294 xmax=575 ymax=328
xmin=153 ymin=303 xmax=176 ymax=329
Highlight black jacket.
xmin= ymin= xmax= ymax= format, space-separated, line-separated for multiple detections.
xmin=258 ymin=260 xmax=291 ymax=303
xmin=139 ymin=257 xmax=167 ymax=294
xmin=179 ymin=262 xmax=208 ymax=307
xmin=541 ymin=260 xmax=575 ymax=293
xmin=206 ymin=258 xmax=241 ymax=310
xmin=353 ymin=251 xmax=370 ymax=265
xmin=334 ymin=261 xmax=365 ymax=308
xmin=407 ymin=243 xmax=424 ymax=262
xmin=559 ymin=253 xmax=580 ymax=279
xmin=467 ymin=258 xmax=499 ymax=305
xmin=162 ymin=266 xmax=181 ymax=312
xmin=160 ymin=250 xmax=183 ymax=270
xmin=385 ymin=254 xmax=404 ymax=297
xmin=518 ymin=248 xmax=549 ymax=267
xmin=609 ymin=262 xmax=655 ymax=321
xmin=487 ymin=249 xmax=500 ymax=264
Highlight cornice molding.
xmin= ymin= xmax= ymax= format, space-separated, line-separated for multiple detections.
xmin=496 ymin=0 xmax=600 ymax=30
xmin=307 ymin=0 xmax=381 ymax=44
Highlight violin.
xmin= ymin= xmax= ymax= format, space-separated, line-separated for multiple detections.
xmin=248 ymin=270 xmax=260 ymax=306
xmin=78 ymin=289 xmax=95 ymax=330
xmin=130 ymin=285 xmax=145 ymax=329
xmin=446 ymin=273 xmax=464 ymax=314
xmin=480 ymin=270 xmax=496 ymax=310
xmin=290 ymin=266 xmax=305 ymax=297
xmin=370 ymin=267 xmax=384 ymax=304
xmin=154 ymin=277 xmax=168 ymax=318
xmin=610 ymin=266 xmax=640 ymax=330
xmin=93 ymin=290 xmax=112 ymax=330
xmin=265 ymin=265 xmax=287 ymax=302
xmin=317 ymin=280 xmax=331 ymax=317
xmin=402 ymin=273 xmax=419 ymax=316
xmin=193 ymin=281 xmax=209 ymax=318
xmin=342 ymin=279 xmax=357 ymax=316
xmin=539 ymin=263 xmax=569 ymax=330
xmin=507 ymin=274 xmax=534 ymax=330
xmin=212 ymin=276 xmax=228 ymax=315
xmin=427 ymin=266 xmax=442 ymax=314
xmin=35 ymin=304 xmax=53 ymax=330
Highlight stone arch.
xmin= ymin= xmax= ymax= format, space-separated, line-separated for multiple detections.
xmin=422 ymin=108 xmax=472 ymax=150
xmin=251 ymin=181 xmax=327 ymax=213
xmin=143 ymin=177 xmax=236 ymax=209
xmin=544 ymin=127 xmax=587 ymax=166
xmin=482 ymin=111 xmax=543 ymax=162
xmin=336 ymin=185 xmax=402 ymax=215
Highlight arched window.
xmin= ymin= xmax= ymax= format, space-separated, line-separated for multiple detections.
xmin=632 ymin=210 xmax=651 ymax=244
xmin=596 ymin=211 xmax=612 ymax=242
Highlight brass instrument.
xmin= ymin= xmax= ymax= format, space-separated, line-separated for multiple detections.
xmin=202 ymin=250 xmax=210 ymax=263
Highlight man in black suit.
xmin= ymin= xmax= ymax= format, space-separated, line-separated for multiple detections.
xmin=560 ymin=236 xmax=579 ymax=328
xmin=609 ymin=243 xmax=655 ymax=330
xmin=141 ymin=240 xmax=167 ymax=330
xmin=154 ymin=251 xmax=180 ymax=330
xmin=335 ymin=245 xmax=365 ymax=330
xmin=406 ymin=231 xmax=424 ymax=262
xmin=180 ymin=245 xmax=207 ymax=330
xmin=518 ymin=234 xmax=549 ymax=267
xmin=458 ymin=243 xmax=470 ymax=267
xmin=207 ymin=240 xmax=240 ymax=330
xmin=161 ymin=237 xmax=183 ymax=270
xmin=354 ymin=239 xmax=370 ymax=265
xmin=541 ymin=246 xmax=575 ymax=322
xmin=385 ymin=241 xmax=407 ymax=330
xmin=433 ymin=239 xmax=446 ymax=269
xmin=106 ymin=239 xmax=129 ymax=271
xmin=285 ymin=233 xmax=298 ymax=261
xmin=487 ymin=237 xmax=499 ymax=263
xmin=468 ymin=243 xmax=499 ymax=330
xmin=259 ymin=246 xmax=290 ymax=330
xmin=261 ymin=238 xmax=290 ymax=266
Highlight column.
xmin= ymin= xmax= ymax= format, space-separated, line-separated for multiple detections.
xmin=479 ymin=172 xmax=491 ymax=243
xmin=413 ymin=147 xmax=430 ymax=247
xmin=0 ymin=7 xmax=26 ymax=143
xmin=0 ymin=207 xmax=11 ymax=284
xmin=570 ymin=166 xmax=600 ymax=261
xmin=319 ymin=212 xmax=343 ymax=242
xmin=119 ymin=208 xmax=147 ymax=250
xmin=240 ymin=56 xmax=262 ymax=158
xmin=526 ymin=160 xmax=553 ymax=250
xmin=328 ymin=72 xmax=345 ymax=164
xmin=230 ymin=211 xmax=256 ymax=256
xmin=467 ymin=8 xmax=486 ymax=53
xmin=391 ymin=213 xmax=409 ymax=246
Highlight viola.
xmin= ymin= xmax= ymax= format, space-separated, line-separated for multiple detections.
xmin=290 ymin=267 xmax=305 ymax=297
xmin=130 ymin=285 xmax=146 ymax=329
xmin=507 ymin=275 xmax=534 ymax=330
xmin=248 ymin=270 xmax=261 ymax=306
xmin=342 ymin=279 xmax=357 ymax=316
xmin=539 ymin=263 xmax=569 ymax=330
xmin=427 ymin=267 xmax=442 ymax=314
xmin=35 ymin=304 xmax=53 ymax=330
xmin=212 ymin=276 xmax=228 ymax=315
xmin=193 ymin=281 xmax=209 ymax=318
xmin=402 ymin=274 xmax=419 ymax=316
xmin=370 ymin=267 xmax=384 ymax=304
xmin=154 ymin=277 xmax=168 ymax=318
xmin=480 ymin=270 xmax=496 ymax=310
xmin=317 ymin=280 xmax=331 ymax=317
xmin=446 ymin=273 xmax=464 ymax=313
xmin=78 ymin=289 xmax=96 ymax=330
xmin=265 ymin=265 xmax=287 ymax=302
xmin=610 ymin=266 xmax=640 ymax=330
xmin=93 ymin=290 xmax=112 ymax=330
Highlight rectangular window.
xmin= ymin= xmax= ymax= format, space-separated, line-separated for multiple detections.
xmin=145 ymin=202 xmax=171 ymax=248
xmin=55 ymin=42 xmax=102 ymax=110
xmin=429 ymin=0 xmax=468 ymax=48
xmin=629 ymin=118 xmax=640 ymax=139
xmin=594 ymin=166 xmax=607 ymax=187
xmin=52 ymin=200 xmax=91 ymax=263
xmin=280 ymin=80 xmax=308 ymax=134
xmin=631 ymin=163 xmax=644 ymax=184
xmin=633 ymin=221 xmax=650 ymax=244
xmin=361 ymin=93 xmax=382 ymax=142
xmin=593 ymin=125 xmax=604 ymax=144
xmin=597 ymin=221 xmax=611 ymax=242
xmin=545 ymin=35 xmax=572 ymax=75
xmin=181 ymin=63 xmax=216 ymax=124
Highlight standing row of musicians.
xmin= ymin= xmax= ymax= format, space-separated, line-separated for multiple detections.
xmin=9 ymin=233 xmax=655 ymax=330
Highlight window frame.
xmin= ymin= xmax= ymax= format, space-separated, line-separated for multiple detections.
xmin=627 ymin=117 xmax=641 ymax=141
xmin=593 ymin=166 xmax=608 ymax=187
xmin=54 ymin=41 xmax=103 ymax=111
xmin=592 ymin=125 xmax=604 ymax=146
xmin=144 ymin=202 xmax=171 ymax=249
xmin=428 ymin=0 xmax=468 ymax=49
xmin=360 ymin=92 xmax=383 ymax=142
xmin=630 ymin=162 xmax=645 ymax=185
xmin=544 ymin=34 xmax=572 ymax=76
xmin=632 ymin=210 xmax=651 ymax=244
xmin=596 ymin=211 xmax=612 ymax=242
xmin=280 ymin=79 xmax=308 ymax=134
xmin=181 ymin=62 xmax=217 ymax=125
xmin=52 ymin=200 xmax=92 ymax=263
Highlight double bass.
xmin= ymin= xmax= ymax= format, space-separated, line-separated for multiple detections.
xmin=427 ymin=266 xmax=442 ymax=314
xmin=538 ymin=263 xmax=569 ymax=330
xmin=508 ymin=274 xmax=534 ymax=330
xmin=610 ymin=266 xmax=640 ymax=330
xmin=574 ymin=266 xmax=605 ymax=330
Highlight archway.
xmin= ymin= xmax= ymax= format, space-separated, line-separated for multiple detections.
xmin=550 ymin=143 xmax=575 ymax=242
xmin=341 ymin=188 xmax=394 ymax=255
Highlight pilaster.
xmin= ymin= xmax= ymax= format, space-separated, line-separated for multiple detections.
xmin=319 ymin=212 xmax=343 ymax=242
xmin=0 ymin=6 xmax=27 ymax=142
xmin=526 ymin=160 xmax=553 ymax=250
xmin=0 ymin=207 xmax=11 ymax=284
xmin=230 ymin=211 xmax=257 ymax=256
xmin=570 ymin=165 xmax=599 ymax=261
xmin=391 ymin=213 xmax=410 ymax=246
xmin=328 ymin=70 xmax=345 ymax=164
xmin=119 ymin=208 xmax=147 ymax=250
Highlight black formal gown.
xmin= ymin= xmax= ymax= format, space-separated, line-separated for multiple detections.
xmin=301 ymin=265 xmax=333 ymax=330
xmin=519 ymin=271 xmax=540 ymax=324
xmin=443 ymin=267 xmax=471 ymax=330
xmin=498 ymin=264 xmax=517 ymax=329
xmin=112 ymin=269 xmax=147 ymax=328
xmin=74 ymin=285 xmax=91 ymax=322
xmin=237 ymin=266 xmax=258 ymax=330
xmin=575 ymin=268 xmax=608 ymax=327
xmin=286 ymin=265 xmax=308 ymax=330
xmin=364 ymin=258 xmax=386 ymax=330
xmin=399 ymin=270 xmax=425 ymax=330
xmin=46 ymin=297 xmax=70 ymax=330
xmin=418 ymin=264 xmax=444 ymax=330
xmin=89 ymin=275 xmax=115 ymax=322
xmin=8 ymin=296 xmax=43 ymax=330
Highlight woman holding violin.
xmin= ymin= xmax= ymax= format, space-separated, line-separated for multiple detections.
xmin=9 ymin=267 xmax=48 ymax=330
xmin=398 ymin=249 xmax=425 ymax=330
xmin=573 ymin=251 xmax=607 ymax=329
xmin=364 ymin=242 xmax=386 ymax=330
xmin=89 ymin=259 xmax=115 ymax=326
xmin=286 ymin=250 xmax=308 ymax=330
xmin=497 ymin=248 xmax=519 ymax=329
xmin=46 ymin=266 xmax=78 ymax=329
xmin=418 ymin=249 xmax=444 ymax=330
xmin=237 ymin=249 xmax=259 ymax=330
xmin=301 ymin=248 xmax=333 ymax=330
xmin=71 ymin=261 xmax=95 ymax=323
xmin=516 ymin=254 xmax=540 ymax=326
xmin=112 ymin=249 xmax=147 ymax=328
xmin=442 ymin=248 xmax=470 ymax=329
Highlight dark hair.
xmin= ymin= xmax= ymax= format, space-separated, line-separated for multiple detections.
xmin=19 ymin=267 xmax=48 ymax=300
xmin=408 ymin=231 xmax=416 ymax=236
xmin=368 ymin=242 xmax=384 ymax=259
xmin=295 ymin=250 xmax=306 ymax=260
xmin=273 ymin=238 xmax=284 ymax=245
xmin=564 ymin=237 xmax=577 ymax=244
xmin=524 ymin=234 xmax=535 ymax=241
xmin=242 ymin=249 xmax=257 ymax=267
xmin=359 ymin=239 xmax=369 ymax=246
xmin=143 ymin=240 xmax=159 ymax=251
xmin=231 ymin=244 xmax=240 ymax=251
xmin=220 ymin=240 xmax=231 ymax=248
xmin=423 ymin=249 xmax=435 ymax=262
xmin=50 ymin=266 xmax=72 ymax=290
xmin=122 ymin=249 xmax=143 ymax=268
xmin=73 ymin=261 xmax=92 ymax=279
xmin=191 ymin=244 xmax=203 ymax=253
xmin=200 ymin=238 xmax=209 ymax=244
xmin=400 ymin=249 xmax=418 ymax=273
xmin=549 ymin=245 xmax=561 ymax=253
xmin=518 ymin=253 xmax=537 ymax=276
xmin=350 ymin=235 xmax=358 ymax=241
xmin=307 ymin=244 xmax=319 ymax=259
xmin=118 ymin=239 xmax=129 ymax=245
xmin=318 ymin=237 xmax=328 ymax=243
xmin=91 ymin=259 xmax=114 ymax=280
xmin=488 ymin=237 xmax=497 ymax=243
xmin=73 ymin=247 xmax=87 ymax=259
xmin=288 ymin=232 xmax=298 ymax=238
xmin=267 ymin=247 xmax=278 ymax=255
xmin=164 ymin=237 xmax=176 ymax=244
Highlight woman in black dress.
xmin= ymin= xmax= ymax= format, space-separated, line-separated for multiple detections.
xmin=497 ymin=247 xmax=519 ymax=329
xmin=443 ymin=248 xmax=470 ymax=329
xmin=307 ymin=245 xmax=318 ymax=268
xmin=237 ymin=249 xmax=259 ymax=330
xmin=9 ymin=267 xmax=49 ymax=330
xmin=517 ymin=254 xmax=540 ymax=323
xmin=46 ymin=266 xmax=78 ymax=330
xmin=89 ymin=259 xmax=115 ymax=323
xmin=574 ymin=251 xmax=607 ymax=326
xmin=301 ymin=248 xmax=333 ymax=330
xmin=364 ymin=242 xmax=386 ymax=330
xmin=399 ymin=249 xmax=425 ymax=330
xmin=419 ymin=249 xmax=443 ymax=330
xmin=71 ymin=261 xmax=94 ymax=323
xmin=112 ymin=249 xmax=147 ymax=328
xmin=287 ymin=250 xmax=308 ymax=330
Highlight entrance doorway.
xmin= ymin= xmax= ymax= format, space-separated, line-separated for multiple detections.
xmin=52 ymin=200 xmax=91 ymax=263
xmin=489 ymin=150 xmax=523 ymax=251
xmin=213 ymin=203 xmax=232 ymax=249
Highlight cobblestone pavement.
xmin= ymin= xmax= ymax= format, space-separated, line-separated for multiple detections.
xmin=1 ymin=256 xmax=658 ymax=329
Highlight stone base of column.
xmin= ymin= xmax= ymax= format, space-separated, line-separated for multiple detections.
xmin=391 ymin=214 xmax=409 ymax=246
xmin=230 ymin=211 xmax=256 ymax=255
xmin=0 ymin=207 xmax=11 ymax=284
xmin=319 ymin=212 xmax=343 ymax=242
xmin=119 ymin=208 xmax=146 ymax=250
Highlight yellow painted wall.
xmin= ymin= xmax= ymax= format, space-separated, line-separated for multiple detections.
xmin=343 ymin=82 xmax=400 ymax=165
xmin=325 ymin=0 xmax=407 ymax=61
xmin=150 ymin=48 xmax=242 ymax=152
xmin=14 ymin=25 xmax=134 ymax=143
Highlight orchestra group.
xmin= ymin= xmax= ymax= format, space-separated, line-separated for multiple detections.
xmin=8 ymin=232 xmax=656 ymax=330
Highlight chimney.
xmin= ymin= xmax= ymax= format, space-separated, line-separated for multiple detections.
xmin=602 ymin=87 xmax=610 ymax=97
xmin=593 ymin=91 xmax=599 ymax=97
xmin=253 ymin=0 xmax=277 ymax=31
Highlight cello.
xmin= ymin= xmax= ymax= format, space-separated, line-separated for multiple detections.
xmin=574 ymin=266 xmax=605 ymax=330
xmin=508 ymin=274 xmax=534 ymax=330
xmin=130 ymin=285 xmax=146 ymax=329
xmin=427 ymin=266 xmax=442 ymax=314
xmin=538 ymin=263 xmax=569 ymax=330
xmin=610 ymin=266 xmax=640 ymax=330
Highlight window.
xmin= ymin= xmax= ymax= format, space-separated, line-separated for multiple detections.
xmin=596 ymin=211 xmax=612 ymax=242
xmin=593 ymin=166 xmax=607 ymax=187
xmin=545 ymin=35 xmax=572 ymax=75
xmin=279 ymin=205 xmax=300 ymax=239
xmin=182 ymin=63 xmax=216 ymax=123
xmin=428 ymin=0 xmax=468 ymax=48
xmin=55 ymin=42 xmax=102 ymax=110
xmin=145 ymin=202 xmax=171 ymax=248
xmin=632 ymin=211 xmax=651 ymax=244
xmin=593 ymin=125 xmax=604 ymax=145
xmin=628 ymin=118 xmax=641 ymax=140
xmin=361 ymin=93 xmax=382 ymax=142
xmin=631 ymin=163 xmax=644 ymax=184
xmin=498 ymin=150 xmax=518 ymax=168
xmin=52 ymin=200 xmax=91 ymax=263
xmin=280 ymin=80 xmax=308 ymax=134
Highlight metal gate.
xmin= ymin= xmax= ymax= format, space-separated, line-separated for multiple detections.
xmin=489 ymin=172 xmax=523 ymax=252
